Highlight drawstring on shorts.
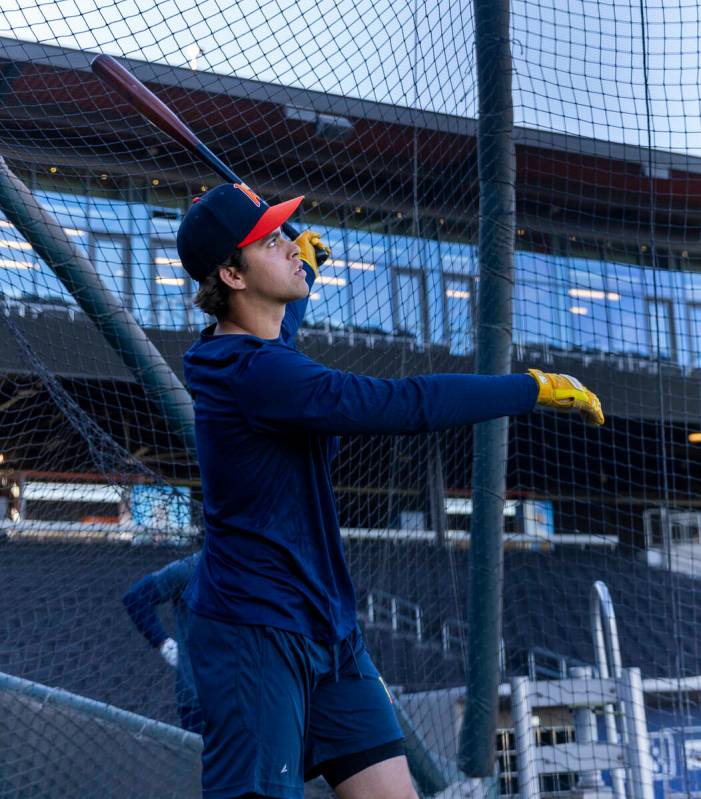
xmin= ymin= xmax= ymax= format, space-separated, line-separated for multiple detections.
xmin=330 ymin=633 xmax=364 ymax=682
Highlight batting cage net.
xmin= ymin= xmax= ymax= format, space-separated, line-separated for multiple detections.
xmin=0 ymin=1 xmax=698 ymax=797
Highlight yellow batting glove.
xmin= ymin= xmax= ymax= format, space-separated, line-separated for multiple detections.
xmin=528 ymin=369 xmax=605 ymax=427
xmin=295 ymin=229 xmax=331 ymax=278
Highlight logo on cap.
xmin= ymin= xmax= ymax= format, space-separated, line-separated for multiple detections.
xmin=234 ymin=183 xmax=261 ymax=207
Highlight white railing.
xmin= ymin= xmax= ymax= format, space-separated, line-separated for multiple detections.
xmin=366 ymin=590 xmax=423 ymax=641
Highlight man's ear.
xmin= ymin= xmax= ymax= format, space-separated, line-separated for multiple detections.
xmin=217 ymin=264 xmax=246 ymax=291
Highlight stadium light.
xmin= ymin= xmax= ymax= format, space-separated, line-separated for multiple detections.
xmin=0 ymin=258 xmax=35 ymax=269
xmin=155 ymin=276 xmax=185 ymax=286
xmin=568 ymin=288 xmax=620 ymax=301
xmin=316 ymin=276 xmax=346 ymax=286
xmin=0 ymin=239 xmax=32 ymax=250
xmin=569 ymin=306 xmax=588 ymax=315
xmin=327 ymin=258 xmax=375 ymax=271
xmin=688 ymin=432 xmax=701 ymax=444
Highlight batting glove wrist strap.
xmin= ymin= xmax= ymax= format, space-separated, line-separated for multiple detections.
xmin=527 ymin=368 xmax=605 ymax=427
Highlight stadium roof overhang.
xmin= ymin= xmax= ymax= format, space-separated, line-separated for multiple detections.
xmin=3 ymin=37 xmax=701 ymax=239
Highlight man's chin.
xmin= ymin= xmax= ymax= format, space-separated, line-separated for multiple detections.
xmin=282 ymin=286 xmax=310 ymax=303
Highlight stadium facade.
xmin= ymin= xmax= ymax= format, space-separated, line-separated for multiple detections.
xmin=0 ymin=37 xmax=700 ymax=549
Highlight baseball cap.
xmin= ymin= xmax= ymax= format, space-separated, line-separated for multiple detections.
xmin=177 ymin=183 xmax=304 ymax=281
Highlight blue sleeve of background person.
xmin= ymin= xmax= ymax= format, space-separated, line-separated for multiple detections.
xmin=280 ymin=262 xmax=315 ymax=345
xmin=237 ymin=346 xmax=539 ymax=435
xmin=122 ymin=554 xmax=200 ymax=648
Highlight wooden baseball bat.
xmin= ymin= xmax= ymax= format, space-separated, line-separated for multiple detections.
xmin=90 ymin=54 xmax=324 ymax=260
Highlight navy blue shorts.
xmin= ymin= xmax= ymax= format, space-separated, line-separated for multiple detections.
xmin=185 ymin=614 xmax=404 ymax=799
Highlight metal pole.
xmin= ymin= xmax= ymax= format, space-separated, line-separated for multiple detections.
xmin=511 ymin=676 xmax=539 ymax=799
xmin=0 ymin=157 xmax=196 ymax=458
xmin=459 ymin=0 xmax=516 ymax=777
xmin=570 ymin=666 xmax=606 ymax=792
xmin=619 ymin=668 xmax=654 ymax=799
xmin=0 ymin=670 xmax=200 ymax=752
xmin=591 ymin=581 xmax=626 ymax=799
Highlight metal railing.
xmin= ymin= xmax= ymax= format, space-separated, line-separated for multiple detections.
xmin=366 ymin=590 xmax=423 ymax=642
xmin=591 ymin=580 xmax=626 ymax=799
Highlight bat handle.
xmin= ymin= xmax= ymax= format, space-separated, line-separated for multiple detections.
xmin=282 ymin=220 xmax=330 ymax=267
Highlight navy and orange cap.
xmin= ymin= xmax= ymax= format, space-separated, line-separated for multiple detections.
xmin=176 ymin=183 xmax=303 ymax=281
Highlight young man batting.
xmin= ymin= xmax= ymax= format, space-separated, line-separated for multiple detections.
xmin=176 ymin=183 xmax=604 ymax=799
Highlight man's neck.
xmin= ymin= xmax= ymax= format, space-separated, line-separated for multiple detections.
xmin=215 ymin=300 xmax=285 ymax=339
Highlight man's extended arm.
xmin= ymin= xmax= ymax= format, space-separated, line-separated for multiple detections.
xmin=236 ymin=346 xmax=541 ymax=435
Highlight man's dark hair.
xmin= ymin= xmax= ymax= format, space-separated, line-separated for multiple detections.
xmin=193 ymin=249 xmax=247 ymax=320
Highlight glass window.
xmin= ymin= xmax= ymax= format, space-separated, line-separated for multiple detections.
xmin=439 ymin=240 xmax=476 ymax=275
xmin=90 ymin=234 xmax=129 ymax=305
xmin=426 ymin=268 xmax=446 ymax=345
xmin=394 ymin=269 xmax=425 ymax=345
xmin=305 ymin=263 xmax=350 ymax=329
xmin=445 ymin=276 xmax=473 ymax=354
xmin=513 ymin=281 xmax=566 ymax=348
xmin=153 ymin=243 xmax=191 ymax=329
xmin=688 ymin=305 xmax=701 ymax=369
xmin=515 ymin=251 xmax=559 ymax=284
xmin=346 ymin=229 xmax=392 ymax=334
xmin=606 ymin=293 xmax=648 ymax=355
xmin=350 ymin=265 xmax=393 ymax=334
xmin=565 ymin=270 xmax=613 ymax=352
xmin=646 ymin=299 xmax=674 ymax=359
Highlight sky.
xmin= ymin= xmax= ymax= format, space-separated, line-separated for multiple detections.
xmin=1 ymin=0 xmax=701 ymax=155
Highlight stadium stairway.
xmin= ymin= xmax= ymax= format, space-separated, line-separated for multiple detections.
xmin=345 ymin=540 xmax=701 ymax=682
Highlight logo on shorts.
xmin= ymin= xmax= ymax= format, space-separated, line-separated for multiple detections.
xmin=280 ymin=764 xmax=289 ymax=775
xmin=233 ymin=182 xmax=261 ymax=207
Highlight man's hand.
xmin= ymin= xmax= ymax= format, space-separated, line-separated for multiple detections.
xmin=159 ymin=637 xmax=178 ymax=668
xmin=295 ymin=230 xmax=331 ymax=278
xmin=528 ymin=369 xmax=605 ymax=427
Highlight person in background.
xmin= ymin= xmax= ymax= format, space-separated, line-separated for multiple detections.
xmin=123 ymin=551 xmax=203 ymax=734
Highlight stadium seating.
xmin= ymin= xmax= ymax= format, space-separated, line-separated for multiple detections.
xmin=1 ymin=538 xmax=699 ymax=726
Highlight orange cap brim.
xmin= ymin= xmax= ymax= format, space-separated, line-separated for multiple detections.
xmin=237 ymin=195 xmax=304 ymax=248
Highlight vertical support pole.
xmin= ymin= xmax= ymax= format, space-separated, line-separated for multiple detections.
xmin=511 ymin=676 xmax=539 ymax=799
xmin=458 ymin=0 xmax=516 ymax=777
xmin=619 ymin=668 xmax=654 ymax=799
xmin=591 ymin=581 xmax=626 ymax=799
xmin=570 ymin=666 xmax=606 ymax=792
xmin=428 ymin=435 xmax=447 ymax=545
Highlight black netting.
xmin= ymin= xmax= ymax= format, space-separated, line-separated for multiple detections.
xmin=0 ymin=1 xmax=699 ymax=796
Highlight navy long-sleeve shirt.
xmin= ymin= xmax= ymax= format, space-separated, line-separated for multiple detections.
xmin=183 ymin=264 xmax=538 ymax=643
xmin=123 ymin=553 xmax=200 ymax=709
